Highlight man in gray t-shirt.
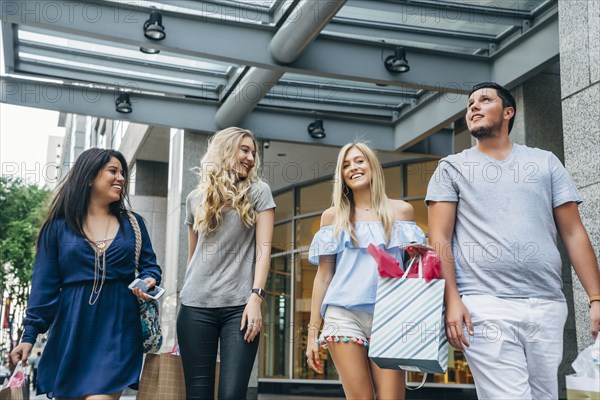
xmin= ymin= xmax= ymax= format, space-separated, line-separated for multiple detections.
xmin=426 ymin=82 xmax=600 ymax=400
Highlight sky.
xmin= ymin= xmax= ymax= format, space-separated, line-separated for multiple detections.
xmin=0 ymin=103 xmax=65 ymax=186
xmin=0 ymin=18 xmax=65 ymax=187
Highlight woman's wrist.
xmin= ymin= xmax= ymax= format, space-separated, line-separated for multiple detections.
xmin=250 ymin=292 xmax=263 ymax=303
xmin=589 ymin=294 xmax=600 ymax=306
xmin=307 ymin=323 xmax=321 ymax=331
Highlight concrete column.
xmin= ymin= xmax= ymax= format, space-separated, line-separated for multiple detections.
xmin=135 ymin=160 xmax=168 ymax=197
xmin=130 ymin=195 xmax=167 ymax=275
xmin=161 ymin=129 xmax=210 ymax=349
xmin=558 ymin=0 xmax=600 ymax=355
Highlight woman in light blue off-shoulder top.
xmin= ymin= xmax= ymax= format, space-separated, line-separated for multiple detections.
xmin=305 ymin=142 xmax=425 ymax=400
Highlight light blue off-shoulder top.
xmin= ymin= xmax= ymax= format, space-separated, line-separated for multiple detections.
xmin=309 ymin=221 xmax=426 ymax=317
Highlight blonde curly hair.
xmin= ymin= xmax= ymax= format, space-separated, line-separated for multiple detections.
xmin=193 ymin=127 xmax=260 ymax=234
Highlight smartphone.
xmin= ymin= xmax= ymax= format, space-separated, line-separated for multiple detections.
xmin=128 ymin=278 xmax=165 ymax=300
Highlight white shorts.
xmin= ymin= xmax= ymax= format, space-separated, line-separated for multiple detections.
xmin=317 ymin=306 xmax=373 ymax=348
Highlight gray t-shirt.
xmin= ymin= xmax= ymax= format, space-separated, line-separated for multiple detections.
xmin=181 ymin=179 xmax=275 ymax=308
xmin=425 ymin=144 xmax=582 ymax=301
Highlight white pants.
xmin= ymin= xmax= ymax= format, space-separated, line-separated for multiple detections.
xmin=461 ymin=295 xmax=568 ymax=400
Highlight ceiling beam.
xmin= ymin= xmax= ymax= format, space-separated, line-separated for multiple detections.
xmin=342 ymin=0 xmax=532 ymax=26
xmin=393 ymin=15 xmax=560 ymax=150
xmin=491 ymin=18 xmax=559 ymax=87
xmin=258 ymin=97 xmax=397 ymax=117
xmin=269 ymin=0 xmax=347 ymax=64
xmin=14 ymin=61 xmax=220 ymax=99
xmin=0 ymin=76 xmax=397 ymax=150
xmin=268 ymin=82 xmax=412 ymax=106
xmin=16 ymin=44 xmax=226 ymax=89
xmin=292 ymin=35 xmax=489 ymax=93
xmin=241 ymin=107 xmax=396 ymax=150
xmin=1 ymin=21 xmax=16 ymax=73
xmin=0 ymin=0 xmax=490 ymax=92
xmin=324 ymin=20 xmax=494 ymax=53
xmin=103 ymin=0 xmax=274 ymax=24
xmin=394 ymin=93 xmax=467 ymax=150
xmin=0 ymin=76 xmax=220 ymax=131
xmin=216 ymin=0 xmax=346 ymax=128
xmin=17 ymin=38 xmax=229 ymax=78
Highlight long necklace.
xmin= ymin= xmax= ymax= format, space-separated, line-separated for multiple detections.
xmin=88 ymin=217 xmax=112 ymax=305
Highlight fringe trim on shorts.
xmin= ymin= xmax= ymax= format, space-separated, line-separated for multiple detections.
xmin=316 ymin=335 xmax=369 ymax=349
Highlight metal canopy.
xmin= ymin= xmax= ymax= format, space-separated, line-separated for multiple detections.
xmin=0 ymin=0 xmax=558 ymax=154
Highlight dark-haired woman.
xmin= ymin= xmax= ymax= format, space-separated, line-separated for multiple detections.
xmin=11 ymin=148 xmax=162 ymax=399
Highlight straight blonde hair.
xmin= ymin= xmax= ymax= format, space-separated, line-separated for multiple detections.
xmin=332 ymin=142 xmax=394 ymax=245
xmin=193 ymin=127 xmax=259 ymax=234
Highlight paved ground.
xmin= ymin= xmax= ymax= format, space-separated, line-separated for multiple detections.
xmin=30 ymin=391 xmax=341 ymax=400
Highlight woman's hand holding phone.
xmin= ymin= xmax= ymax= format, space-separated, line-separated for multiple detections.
xmin=129 ymin=278 xmax=164 ymax=300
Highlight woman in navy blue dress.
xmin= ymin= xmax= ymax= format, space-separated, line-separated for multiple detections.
xmin=11 ymin=148 xmax=162 ymax=399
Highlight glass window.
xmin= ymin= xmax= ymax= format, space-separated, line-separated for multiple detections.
xmin=407 ymin=199 xmax=428 ymax=236
xmin=383 ymin=165 xmax=403 ymax=199
xmin=274 ymin=190 xmax=293 ymax=221
xmin=292 ymin=252 xmax=339 ymax=380
xmin=295 ymin=216 xmax=321 ymax=250
xmin=260 ymin=255 xmax=291 ymax=378
xmin=299 ymin=181 xmax=332 ymax=215
xmin=272 ymin=222 xmax=293 ymax=254
xmin=407 ymin=350 xmax=473 ymax=385
xmin=406 ymin=160 xmax=438 ymax=197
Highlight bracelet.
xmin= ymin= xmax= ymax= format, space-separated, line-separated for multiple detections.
xmin=251 ymin=288 xmax=266 ymax=300
xmin=589 ymin=295 xmax=600 ymax=305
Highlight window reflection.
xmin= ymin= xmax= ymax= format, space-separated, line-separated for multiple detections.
xmin=274 ymin=191 xmax=293 ymax=221
xmin=295 ymin=216 xmax=321 ymax=250
xmin=407 ymin=199 xmax=428 ymax=235
xmin=406 ymin=160 xmax=438 ymax=197
xmin=260 ymin=255 xmax=291 ymax=378
xmin=299 ymin=181 xmax=332 ymax=214
xmin=272 ymin=223 xmax=292 ymax=254
xmin=383 ymin=165 xmax=402 ymax=199
xmin=293 ymin=253 xmax=339 ymax=380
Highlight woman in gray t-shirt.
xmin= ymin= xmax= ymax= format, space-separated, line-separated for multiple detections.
xmin=177 ymin=127 xmax=275 ymax=399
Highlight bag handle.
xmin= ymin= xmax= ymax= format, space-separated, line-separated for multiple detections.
xmin=400 ymin=254 xmax=423 ymax=280
xmin=126 ymin=211 xmax=142 ymax=275
xmin=405 ymin=371 xmax=428 ymax=390
xmin=5 ymin=361 xmax=25 ymax=389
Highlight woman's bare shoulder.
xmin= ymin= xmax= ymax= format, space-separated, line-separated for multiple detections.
xmin=320 ymin=207 xmax=335 ymax=227
xmin=390 ymin=199 xmax=415 ymax=221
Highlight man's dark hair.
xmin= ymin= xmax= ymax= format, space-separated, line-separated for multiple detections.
xmin=469 ymin=82 xmax=517 ymax=133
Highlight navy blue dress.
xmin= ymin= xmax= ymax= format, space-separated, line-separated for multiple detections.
xmin=22 ymin=213 xmax=161 ymax=398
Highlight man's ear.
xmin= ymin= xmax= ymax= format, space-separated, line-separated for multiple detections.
xmin=504 ymin=107 xmax=515 ymax=120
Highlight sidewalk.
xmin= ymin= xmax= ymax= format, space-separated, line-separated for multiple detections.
xmin=31 ymin=395 xmax=337 ymax=400
xmin=31 ymin=395 xmax=137 ymax=400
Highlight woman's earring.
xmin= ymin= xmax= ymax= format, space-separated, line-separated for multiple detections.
xmin=343 ymin=185 xmax=350 ymax=196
